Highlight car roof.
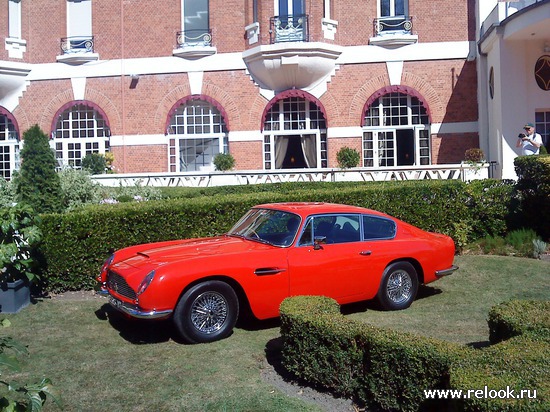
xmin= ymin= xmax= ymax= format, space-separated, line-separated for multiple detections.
xmin=255 ymin=202 xmax=391 ymax=219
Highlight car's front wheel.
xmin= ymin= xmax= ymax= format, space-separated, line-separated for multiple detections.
xmin=173 ymin=280 xmax=239 ymax=343
xmin=376 ymin=261 xmax=418 ymax=310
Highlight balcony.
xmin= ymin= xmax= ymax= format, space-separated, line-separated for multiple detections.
xmin=57 ymin=36 xmax=99 ymax=64
xmin=269 ymin=14 xmax=309 ymax=44
xmin=243 ymin=14 xmax=342 ymax=92
xmin=369 ymin=16 xmax=418 ymax=48
xmin=173 ymin=29 xmax=217 ymax=59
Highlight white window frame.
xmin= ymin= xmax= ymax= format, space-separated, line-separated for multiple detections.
xmin=362 ymin=93 xmax=430 ymax=167
xmin=51 ymin=104 xmax=110 ymax=170
xmin=67 ymin=0 xmax=92 ymax=38
xmin=8 ymin=0 xmax=22 ymax=39
xmin=0 ymin=114 xmax=20 ymax=179
xmin=377 ymin=0 xmax=408 ymax=18
xmin=167 ymin=100 xmax=228 ymax=172
xmin=262 ymin=98 xmax=327 ymax=170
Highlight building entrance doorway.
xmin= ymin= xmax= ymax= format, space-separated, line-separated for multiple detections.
xmin=397 ymin=129 xmax=414 ymax=166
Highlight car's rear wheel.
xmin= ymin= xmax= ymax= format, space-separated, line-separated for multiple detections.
xmin=173 ymin=280 xmax=239 ymax=343
xmin=376 ymin=261 xmax=418 ymax=310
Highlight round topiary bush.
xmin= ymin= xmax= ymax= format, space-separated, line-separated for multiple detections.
xmin=336 ymin=147 xmax=360 ymax=169
xmin=213 ymin=153 xmax=236 ymax=171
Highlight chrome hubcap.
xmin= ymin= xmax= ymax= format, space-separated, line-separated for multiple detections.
xmin=386 ymin=270 xmax=413 ymax=304
xmin=190 ymin=291 xmax=228 ymax=334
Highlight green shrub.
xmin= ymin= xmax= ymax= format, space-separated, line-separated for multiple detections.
xmin=488 ymin=300 xmax=550 ymax=343
xmin=472 ymin=228 xmax=546 ymax=258
xmin=513 ymin=155 xmax=550 ymax=240
xmin=0 ymin=204 xmax=42 ymax=287
xmin=58 ymin=168 xmax=102 ymax=211
xmin=336 ymin=147 xmax=360 ymax=169
xmin=280 ymin=296 xmax=549 ymax=412
xmin=82 ymin=153 xmax=107 ymax=175
xmin=213 ymin=153 xmax=235 ymax=171
xmin=12 ymin=125 xmax=63 ymax=214
xmin=0 ymin=178 xmax=15 ymax=208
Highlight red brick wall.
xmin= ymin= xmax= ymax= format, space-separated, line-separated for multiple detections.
xmin=432 ymin=133 xmax=479 ymax=164
xmin=112 ymin=145 xmax=167 ymax=173
xmin=4 ymin=0 xmax=478 ymax=173
xmin=230 ymin=141 xmax=263 ymax=170
xmin=329 ymin=138 xmax=363 ymax=167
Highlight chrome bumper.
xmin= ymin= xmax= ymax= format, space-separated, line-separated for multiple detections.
xmin=435 ymin=265 xmax=459 ymax=277
xmin=96 ymin=285 xmax=173 ymax=319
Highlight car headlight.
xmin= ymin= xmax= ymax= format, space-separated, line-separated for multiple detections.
xmin=137 ymin=270 xmax=156 ymax=296
xmin=98 ymin=254 xmax=115 ymax=281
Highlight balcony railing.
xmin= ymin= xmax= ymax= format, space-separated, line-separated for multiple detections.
xmin=270 ymin=14 xmax=309 ymax=44
xmin=176 ymin=29 xmax=213 ymax=48
xmin=373 ymin=16 xmax=413 ymax=36
xmin=60 ymin=36 xmax=94 ymax=54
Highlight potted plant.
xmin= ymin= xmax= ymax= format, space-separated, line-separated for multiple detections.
xmin=462 ymin=148 xmax=488 ymax=180
xmin=0 ymin=204 xmax=42 ymax=314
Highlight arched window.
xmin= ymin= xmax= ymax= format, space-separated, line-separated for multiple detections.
xmin=0 ymin=108 xmax=20 ymax=179
xmin=262 ymin=95 xmax=327 ymax=169
xmin=362 ymin=92 xmax=430 ymax=167
xmin=51 ymin=102 xmax=110 ymax=169
xmin=167 ymin=98 xmax=228 ymax=172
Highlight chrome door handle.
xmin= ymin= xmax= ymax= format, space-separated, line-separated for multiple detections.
xmin=360 ymin=250 xmax=372 ymax=256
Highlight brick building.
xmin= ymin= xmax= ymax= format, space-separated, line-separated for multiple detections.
xmin=1 ymin=0 xmax=485 ymax=178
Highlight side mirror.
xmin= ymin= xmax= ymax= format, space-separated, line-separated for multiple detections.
xmin=313 ymin=236 xmax=326 ymax=250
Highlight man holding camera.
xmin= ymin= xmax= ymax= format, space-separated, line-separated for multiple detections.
xmin=516 ymin=122 xmax=543 ymax=155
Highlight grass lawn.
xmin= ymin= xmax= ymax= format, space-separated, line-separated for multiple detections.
xmin=3 ymin=255 xmax=549 ymax=411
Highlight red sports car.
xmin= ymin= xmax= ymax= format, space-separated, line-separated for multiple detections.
xmin=97 ymin=202 xmax=457 ymax=343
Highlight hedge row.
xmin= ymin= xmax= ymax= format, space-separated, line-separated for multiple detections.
xmin=280 ymin=296 xmax=549 ymax=412
xmin=38 ymin=179 xmax=513 ymax=292
xmin=513 ymin=155 xmax=550 ymax=240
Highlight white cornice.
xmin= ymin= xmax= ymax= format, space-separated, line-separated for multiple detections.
xmin=13 ymin=40 xmax=476 ymax=84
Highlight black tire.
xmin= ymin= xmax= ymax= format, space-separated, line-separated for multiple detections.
xmin=173 ymin=280 xmax=239 ymax=343
xmin=376 ymin=261 xmax=419 ymax=310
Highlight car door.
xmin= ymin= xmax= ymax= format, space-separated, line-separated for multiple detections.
xmin=287 ymin=214 xmax=380 ymax=302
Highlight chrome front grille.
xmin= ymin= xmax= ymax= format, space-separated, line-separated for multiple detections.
xmin=107 ymin=270 xmax=137 ymax=300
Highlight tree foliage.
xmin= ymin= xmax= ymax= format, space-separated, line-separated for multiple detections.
xmin=13 ymin=125 xmax=62 ymax=214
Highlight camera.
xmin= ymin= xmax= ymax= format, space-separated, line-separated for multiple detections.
xmin=518 ymin=133 xmax=526 ymax=138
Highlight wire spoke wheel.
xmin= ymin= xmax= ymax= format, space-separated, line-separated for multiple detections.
xmin=377 ymin=262 xmax=418 ymax=310
xmin=386 ymin=270 xmax=413 ymax=305
xmin=190 ymin=291 xmax=228 ymax=334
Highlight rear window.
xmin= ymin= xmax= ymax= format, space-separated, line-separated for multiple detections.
xmin=362 ymin=215 xmax=396 ymax=240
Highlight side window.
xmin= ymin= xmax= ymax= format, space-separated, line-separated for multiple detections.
xmin=298 ymin=219 xmax=313 ymax=246
xmin=363 ymin=215 xmax=397 ymax=240
xmin=333 ymin=215 xmax=361 ymax=243
xmin=298 ymin=215 xmax=361 ymax=245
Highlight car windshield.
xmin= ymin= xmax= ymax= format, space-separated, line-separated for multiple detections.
xmin=228 ymin=208 xmax=300 ymax=247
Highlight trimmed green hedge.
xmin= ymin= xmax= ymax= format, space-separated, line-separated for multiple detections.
xmin=38 ymin=180 xmax=513 ymax=292
xmin=513 ymin=155 xmax=550 ymax=240
xmin=488 ymin=300 xmax=550 ymax=343
xmin=280 ymin=297 xmax=549 ymax=412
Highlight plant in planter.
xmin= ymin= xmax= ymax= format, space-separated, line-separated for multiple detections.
xmin=0 ymin=319 xmax=61 ymax=410
xmin=464 ymin=148 xmax=485 ymax=164
xmin=213 ymin=153 xmax=236 ymax=171
xmin=463 ymin=148 xmax=488 ymax=180
xmin=0 ymin=204 xmax=42 ymax=314
xmin=336 ymin=147 xmax=360 ymax=169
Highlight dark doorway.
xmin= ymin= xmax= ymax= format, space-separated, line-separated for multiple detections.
xmin=282 ymin=137 xmax=307 ymax=168
xmin=397 ymin=129 xmax=414 ymax=166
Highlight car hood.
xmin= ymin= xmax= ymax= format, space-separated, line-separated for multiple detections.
xmin=112 ymin=235 xmax=269 ymax=273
